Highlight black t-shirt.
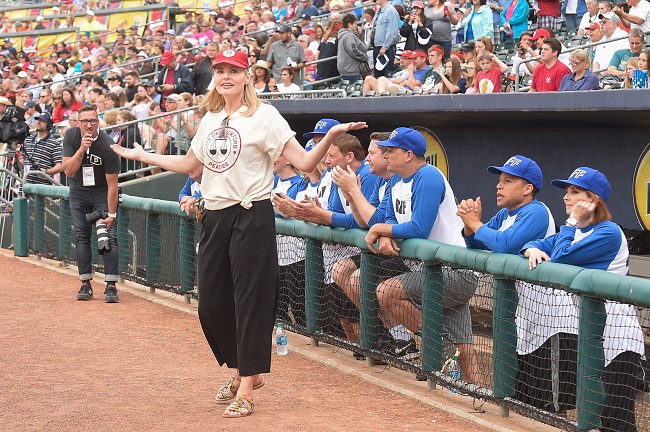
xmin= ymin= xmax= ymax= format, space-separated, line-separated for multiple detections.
xmin=62 ymin=127 xmax=120 ymax=189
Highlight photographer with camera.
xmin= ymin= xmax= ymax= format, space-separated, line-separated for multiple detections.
xmin=21 ymin=112 xmax=63 ymax=185
xmin=61 ymin=105 xmax=121 ymax=303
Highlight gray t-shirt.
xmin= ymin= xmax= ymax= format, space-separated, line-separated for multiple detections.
xmin=266 ymin=40 xmax=307 ymax=85
xmin=424 ymin=6 xmax=453 ymax=43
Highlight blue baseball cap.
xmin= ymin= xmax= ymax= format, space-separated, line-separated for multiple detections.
xmin=487 ymin=155 xmax=543 ymax=191
xmin=305 ymin=138 xmax=316 ymax=151
xmin=376 ymin=127 xmax=426 ymax=157
xmin=551 ymin=167 xmax=611 ymax=202
xmin=34 ymin=112 xmax=53 ymax=124
xmin=303 ymin=118 xmax=340 ymax=139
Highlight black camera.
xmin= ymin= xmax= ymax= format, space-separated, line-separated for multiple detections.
xmin=86 ymin=210 xmax=111 ymax=255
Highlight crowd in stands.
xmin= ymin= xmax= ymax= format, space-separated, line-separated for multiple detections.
xmin=0 ymin=0 xmax=648 ymax=163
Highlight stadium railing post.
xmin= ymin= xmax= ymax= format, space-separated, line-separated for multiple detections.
xmin=33 ymin=195 xmax=45 ymax=256
xmin=12 ymin=196 xmax=29 ymax=257
xmin=305 ymin=238 xmax=324 ymax=340
xmin=576 ymin=294 xmax=607 ymax=430
xmin=145 ymin=213 xmax=161 ymax=292
xmin=179 ymin=217 xmax=196 ymax=301
xmin=58 ymin=198 xmax=71 ymax=266
xmin=421 ymin=263 xmax=445 ymax=390
xmin=117 ymin=208 xmax=130 ymax=281
xmin=360 ymin=251 xmax=382 ymax=366
xmin=492 ymin=276 xmax=518 ymax=417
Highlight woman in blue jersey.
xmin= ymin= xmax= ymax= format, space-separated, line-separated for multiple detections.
xmin=522 ymin=167 xmax=645 ymax=432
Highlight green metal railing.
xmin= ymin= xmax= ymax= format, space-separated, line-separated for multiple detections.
xmin=14 ymin=185 xmax=650 ymax=431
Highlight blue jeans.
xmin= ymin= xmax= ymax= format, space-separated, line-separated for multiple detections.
xmin=564 ymin=14 xmax=580 ymax=31
xmin=69 ymin=187 xmax=119 ymax=283
xmin=373 ymin=45 xmax=396 ymax=78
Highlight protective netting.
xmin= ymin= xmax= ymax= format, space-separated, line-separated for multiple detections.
xmin=274 ymin=233 xmax=650 ymax=431
xmin=24 ymin=197 xmax=650 ymax=431
xmin=28 ymin=197 xmax=198 ymax=298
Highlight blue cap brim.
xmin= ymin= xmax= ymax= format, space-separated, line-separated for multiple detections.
xmin=551 ymin=179 xmax=573 ymax=190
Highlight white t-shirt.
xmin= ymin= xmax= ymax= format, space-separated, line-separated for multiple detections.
xmin=593 ymin=28 xmax=630 ymax=70
xmin=191 ymin=103 xmax=295 ymax=210
xmin=630 ymin=0 xmax=650 ymax=33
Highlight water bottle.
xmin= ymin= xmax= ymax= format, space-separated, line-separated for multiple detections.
xmin=276 ymin=323 xmax=288 ymax=356
xmin=445 ymin=350 xmax=461 ymax=394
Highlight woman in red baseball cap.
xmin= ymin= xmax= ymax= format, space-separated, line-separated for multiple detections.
xmin=112 ymin=48 xmax=366 ymax=418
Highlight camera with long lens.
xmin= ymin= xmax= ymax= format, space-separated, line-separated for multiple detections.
xmin=86 ymin=210 xmax=111 ymax=255
xmin=0 ymin=105 xmax=28 ymax=150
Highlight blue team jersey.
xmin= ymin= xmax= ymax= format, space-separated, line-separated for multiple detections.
xmin=330 ymin=161 xmax=382 ymax=229
xmin=464 ymin=199 xmax=555 ymax=254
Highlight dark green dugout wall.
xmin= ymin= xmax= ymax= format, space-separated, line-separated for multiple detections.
xmin=273 ymin=90 xmax=650 ymax=230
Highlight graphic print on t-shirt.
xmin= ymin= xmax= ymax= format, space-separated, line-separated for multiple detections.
xmin=204 ymin=125 xmax=241 ymax=173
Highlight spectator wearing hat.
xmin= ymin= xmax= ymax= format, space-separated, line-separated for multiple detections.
xmin=154 ymin=51 xmax=193 ymax=110
xmin=178 ymin=12 xmax=195 ymax=35
xmin=298 ymin=13 xmax=313 ymax=32
xmin=266 ymin=24 xmax=307 ymax=84
xmin=614 ymin=0 xmax=650 ymax=33
xmin=252 ymin=60 xmax=278 ymax=93
xmin=379 ymin=49 xmax=431 ymax=94
xmin=370 ymin=0 xmax=400 ymax=78
xmin=193 ymin=42 xmax=219 ymax=95
xmin=16 ymin=71 xmax=29 ymax=90
xmin=530 ymin=37 xmax=571 ymax=92
xmin=2 ymin=38 xmax=17 ymax=58
xmin=21 ymin=111 xmax=63 ymax=185
xmin=592 ymin=12 xmax=631 ymax=73
xmin=336 ymin=13 xmax=369 ymax=83
xmin=461 ymin=0 xmax=494 ymax=42
xmin=529 ymin=28 xmax=571 ymax=67
xmin=402 ymin=1 xmax=434 ymax=53
xmin=135 ymin=51 xmax=154 ymax=76
xmin=297 ymin=0 xmax=320 ymax=19
xmin=23 ymin=100 xmax=41 ymax=127
xmin=362 ymin=49 xmax=414 ymax=95
xmin=34 ymin=16 xmax=46 ymax=31
xmin=164 ymin=29 xmax=176 ymax=51
xmin=80 ymin=10 xmax=106 ymax=39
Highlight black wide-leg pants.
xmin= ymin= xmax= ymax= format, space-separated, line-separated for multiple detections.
xmin=197 ymin=199 xmax=280 ymax=376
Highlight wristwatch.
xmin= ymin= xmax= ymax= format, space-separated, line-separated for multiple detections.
xmin=565 ymin=217 xmax=579 ymax=228
xmin=107 ymin=213 xmax=117 ymax=218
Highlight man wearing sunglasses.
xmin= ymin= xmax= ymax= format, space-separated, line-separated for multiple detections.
xmin=61 ymin=105 xmax=121 ymax=303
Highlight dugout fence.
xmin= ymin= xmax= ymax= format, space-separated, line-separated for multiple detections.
xmin=14 ymin=183 xmax=650 ymax=431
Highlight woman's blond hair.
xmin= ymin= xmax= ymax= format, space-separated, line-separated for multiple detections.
xmin=624 ymin=57 xmax=639 ymax=89
xmin=198 ymin=69 xmax=262 ymax=117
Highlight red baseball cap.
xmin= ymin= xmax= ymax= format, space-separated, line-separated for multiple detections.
xmin=411 ymin=49 xmax=428 ymax=58
xmin=212 ymin=49 xmax=248 ymax=69
xmin=586 ymin=21 xmax=600 ymax=30
xmin=530 ymin=28 xmax=551 ymax=41
xmin=428 ymin=46 xmax=444 ymax=57
xmin=159 ymin=51 xmax=175 ymax=66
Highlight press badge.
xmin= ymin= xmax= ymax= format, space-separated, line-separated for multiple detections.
xmin=82 ymin=166 xmax=95 ymax=187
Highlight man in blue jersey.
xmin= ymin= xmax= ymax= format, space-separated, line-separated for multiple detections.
xmin=458 ymin=155 xmax=579 ymax=409
xmin=329 ymin=131 xmax=411 ymax=348
xmin=365 ymin=127 xmax=483 ymax=385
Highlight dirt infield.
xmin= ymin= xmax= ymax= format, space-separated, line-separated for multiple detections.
xmin=0 ymin=251 xmax=555 ymax=432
